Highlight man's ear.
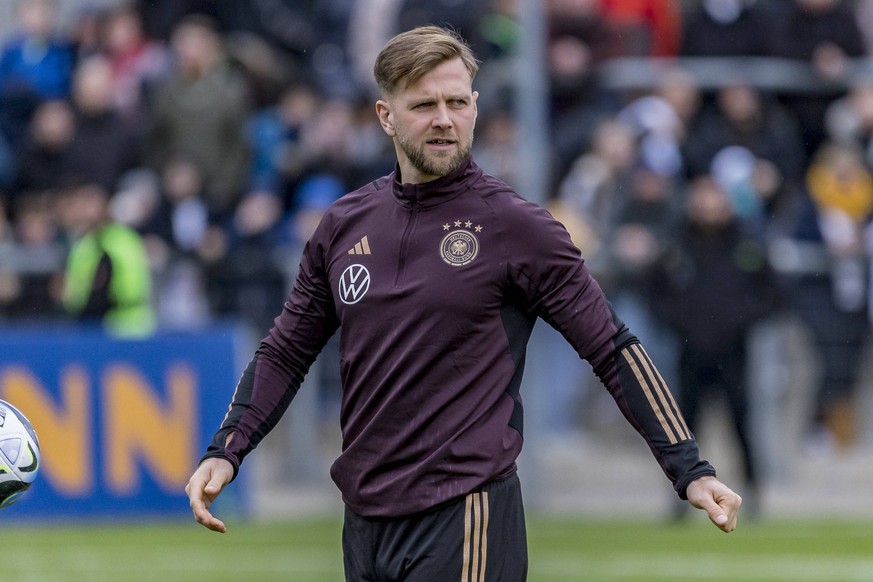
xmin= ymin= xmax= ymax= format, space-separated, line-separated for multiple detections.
xmin=376 ymin=100 xmax=396 ymax=137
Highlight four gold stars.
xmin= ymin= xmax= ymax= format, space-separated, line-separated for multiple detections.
xmin=445 ymin=219 xmax=483 ymax=233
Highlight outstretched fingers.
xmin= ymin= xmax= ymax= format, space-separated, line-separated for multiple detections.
xmin=185 ymin=458 xmax=233 ymax=533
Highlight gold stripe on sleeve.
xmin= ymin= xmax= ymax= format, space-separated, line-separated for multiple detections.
xmin=630 ymin=344 xmax=691 ymax=441
xmin=623 ymin=345 xmax=678 ymax=444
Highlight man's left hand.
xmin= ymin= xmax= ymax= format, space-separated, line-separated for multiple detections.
xmin=686 ymin=475 xmax=742 ymax=533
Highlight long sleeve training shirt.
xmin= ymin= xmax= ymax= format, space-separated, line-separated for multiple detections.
xmin=203 ymin=157 xmax=715 ymax=517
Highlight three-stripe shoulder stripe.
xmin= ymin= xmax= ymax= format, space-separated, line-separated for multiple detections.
xmin=622 ymin=343 xmax=691 ymax=444
xmin=347 ymin=236 xmax=371 ymax=255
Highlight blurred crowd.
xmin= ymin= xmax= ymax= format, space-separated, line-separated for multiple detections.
xmin=539 ymin=0 xmax=873 ymax=514
xmin=3 ymin=0 xmax=873 ymax=505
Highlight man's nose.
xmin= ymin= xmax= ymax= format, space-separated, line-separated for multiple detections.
xmin=432 ymin=103 xmax=452 ymax=128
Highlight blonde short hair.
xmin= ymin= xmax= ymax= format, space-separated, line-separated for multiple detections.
xmin=374 ymin=25 xmax=479 ymax=96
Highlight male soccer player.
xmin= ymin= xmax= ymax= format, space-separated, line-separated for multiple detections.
xmin=187 ymin=25 xmax=742 ymax=581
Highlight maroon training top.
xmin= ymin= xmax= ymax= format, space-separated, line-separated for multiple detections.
xmin=202 ymin=157 xmax=715 ymax=517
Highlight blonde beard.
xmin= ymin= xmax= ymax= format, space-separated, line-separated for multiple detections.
xmin=397 ymin=132 xmax=472 ymax=178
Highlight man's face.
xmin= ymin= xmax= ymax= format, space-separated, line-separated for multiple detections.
xmin=376 ymin=57 xmax=478 ymax=184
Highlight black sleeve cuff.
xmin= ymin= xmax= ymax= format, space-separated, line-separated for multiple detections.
xmin=199 ymin=426 xmax=242 ymax=481
xmin=199 ymin=450 xmax=241 ymax=482
xmin=674 ymin=461 xmax=717 ymax=500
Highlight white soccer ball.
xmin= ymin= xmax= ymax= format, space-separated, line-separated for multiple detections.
xmin=0 ymin=399 xmax=40 ymax=510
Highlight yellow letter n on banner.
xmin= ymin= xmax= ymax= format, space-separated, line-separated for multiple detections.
xmin=103 ymin=363 xmax=196 ymax=495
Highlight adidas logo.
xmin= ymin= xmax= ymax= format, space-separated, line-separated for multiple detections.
xmin=347 ymin=236 xmax=371 ymax=255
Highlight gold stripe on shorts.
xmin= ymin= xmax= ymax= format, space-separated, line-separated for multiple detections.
xmin=462 ymin=491 xmax=489 ymax=582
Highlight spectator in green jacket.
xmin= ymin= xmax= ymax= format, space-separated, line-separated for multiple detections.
xmin=58 ymin=176 xmax=156 ymax=337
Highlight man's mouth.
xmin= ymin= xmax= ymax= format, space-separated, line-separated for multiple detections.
xmin=427 ymin=138 xmax=456 ymax=145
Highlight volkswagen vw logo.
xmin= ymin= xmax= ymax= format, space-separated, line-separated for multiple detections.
xmin=338 ymin=264 xmax=371 ymax=305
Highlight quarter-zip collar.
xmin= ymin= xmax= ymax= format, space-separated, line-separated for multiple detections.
xmin=392 ymin=156 xmax=481 ymax=209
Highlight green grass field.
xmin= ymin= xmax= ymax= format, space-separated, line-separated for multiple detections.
xmin=1 ymin=515 xmax=872 ymax=581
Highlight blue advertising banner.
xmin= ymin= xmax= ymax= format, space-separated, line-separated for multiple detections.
xmin=0 ymin=324 xmax=250 ymax=520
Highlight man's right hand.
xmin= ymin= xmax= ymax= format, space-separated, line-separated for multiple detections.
xmin=185 ymin=457 xmax=234 ymax=533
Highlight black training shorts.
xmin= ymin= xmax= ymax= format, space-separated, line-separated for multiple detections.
xmin=342 ymin=473 xmax=528 ymax=581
